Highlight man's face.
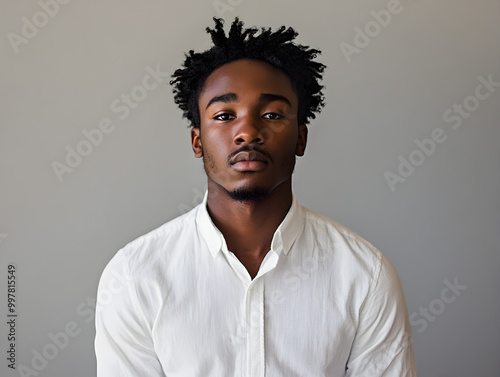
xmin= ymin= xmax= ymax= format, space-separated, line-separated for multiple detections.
xmin=192 ymin=58 xmax=307 ymax=202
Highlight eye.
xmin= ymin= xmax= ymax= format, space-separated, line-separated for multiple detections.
xmin=213 ymin=113 xmax=235 ymax=121
xmin=262 ymin=112 xmax=284 ymax=120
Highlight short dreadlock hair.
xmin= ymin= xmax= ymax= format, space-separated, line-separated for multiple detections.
xmin=170 ymin=17 xmax=326 ymax=128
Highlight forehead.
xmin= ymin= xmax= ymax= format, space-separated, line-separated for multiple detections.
xmin=199 ymin=59 xmax=298 ymax=107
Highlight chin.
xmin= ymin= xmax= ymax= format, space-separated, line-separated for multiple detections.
xmin=226 ymin=186 xmax=270 ymax=204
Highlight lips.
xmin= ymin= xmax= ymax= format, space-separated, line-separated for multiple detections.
xmin=230 ymin=151 xmax=269 ymax=171
xmin=231 ymin=151 xmax=268 ymax=164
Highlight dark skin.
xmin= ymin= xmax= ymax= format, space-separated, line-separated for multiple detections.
xmin=191 ymin=59 xmax=308 ymax=279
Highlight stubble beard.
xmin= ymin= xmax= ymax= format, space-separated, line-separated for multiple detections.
xmin=202 ymin=149 xmax=271 ymax=205
xmin=201 ymin=145 xmax=297 ymax=205
xmin=225 ymin=186 xmax=270 ymax=204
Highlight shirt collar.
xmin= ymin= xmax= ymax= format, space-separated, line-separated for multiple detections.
xmin=195 ymin=190 xmax=304 ymax=258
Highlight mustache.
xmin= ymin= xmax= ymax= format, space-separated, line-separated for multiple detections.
xmin=226 ymin=145 xmax=273 ymax=165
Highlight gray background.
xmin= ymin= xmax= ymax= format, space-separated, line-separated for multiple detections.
xmin=1 ymin=0 xmax=499 ymax=376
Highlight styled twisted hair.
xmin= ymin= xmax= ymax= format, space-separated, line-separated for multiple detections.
xmin=170 ymin=17 xmax=326 ymax=128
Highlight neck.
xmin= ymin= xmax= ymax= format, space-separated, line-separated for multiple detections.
xmin=206 ymin=180 xmax=293 ymax=261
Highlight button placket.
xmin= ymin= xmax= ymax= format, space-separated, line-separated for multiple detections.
xmin=222 ymin=237 xmax=281 ymax=377
xmin=245 ymin=250 xmax=280 ymax=377
xmin=245 ymin=277 xmax=265 ymax=377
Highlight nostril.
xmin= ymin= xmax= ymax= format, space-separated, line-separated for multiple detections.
xmin=233 ymin=120 xmax=265 ymax=144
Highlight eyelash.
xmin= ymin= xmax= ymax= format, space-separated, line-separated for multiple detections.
xmin=213 ymin=113 xmax=234 ymax=121
xmin=213 ymin=112 xmax=284 ymax=121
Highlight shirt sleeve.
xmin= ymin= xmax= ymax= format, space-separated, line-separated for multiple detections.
xmin=94 ymin=249 xmax=166 ymax=377
xmin=345 ymin=254 xmax=417 ymax=377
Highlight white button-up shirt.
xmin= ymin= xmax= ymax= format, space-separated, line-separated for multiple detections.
xmin=95 ymin=192 xmax=416 ymax=376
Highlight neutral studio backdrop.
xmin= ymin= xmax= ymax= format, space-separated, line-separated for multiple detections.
xmin=1 ymin=0 xmax=499 ymax=376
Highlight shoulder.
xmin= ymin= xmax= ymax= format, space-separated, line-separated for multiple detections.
xmin=297 ymin=204 xmax=404 ymax=300
xmin=103 ymin=205 xmax=200 ymax=279
xmin=298 ymin=204 xmax=406 ymax=317
xmin=300 ymin=205 xmax=383 ymax=272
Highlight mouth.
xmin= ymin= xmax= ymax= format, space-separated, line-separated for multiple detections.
xmin=230 ymin=151 xmax=269 ymax=172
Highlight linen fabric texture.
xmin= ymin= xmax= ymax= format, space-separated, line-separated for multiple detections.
xmin=95 ymin=192 xmax=416 ymax=376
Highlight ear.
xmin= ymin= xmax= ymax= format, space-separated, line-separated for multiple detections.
xmin=191 ymin=127 xmax=203 ymax=158
xmin=295 ymin=124 xmax=308 ymax=156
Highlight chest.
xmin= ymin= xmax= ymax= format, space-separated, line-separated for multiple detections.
xmin=150 ymin=266 xmax=357 ymax=376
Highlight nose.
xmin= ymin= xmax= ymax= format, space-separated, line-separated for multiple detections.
xmin=233 ymin=113 xmax=265 ymax=145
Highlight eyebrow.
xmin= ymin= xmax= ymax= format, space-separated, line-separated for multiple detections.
xmin=205 ymin=93 xmax=238 ymax=110
xmin=205 ymin=92 xmax=292 ymax=110
xmin=259 ymin=93 xmax=292 ymax=107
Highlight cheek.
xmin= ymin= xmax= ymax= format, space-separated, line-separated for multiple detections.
xmin=201 ymin=133 xmax=229 ymax=164
xmin=281 ymin=151 xmax=297 ymax=169
xmin=261 ymin=125 xmax=294 ymax=147
xmin=274 ymin=132 xmax=299 ymax=167
xmin=273 ymin=130 xmax=299 ymax=153
xmin=202 ymin=149 xmax=216 ymax=170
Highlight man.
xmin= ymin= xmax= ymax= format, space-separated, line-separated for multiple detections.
xmin=95 ymin=17 xmax=417 ymax=376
